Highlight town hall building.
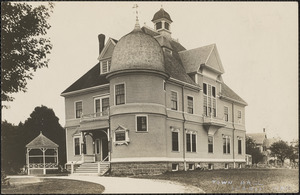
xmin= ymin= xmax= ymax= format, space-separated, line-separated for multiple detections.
xmin=61 ymin=8 xmax=248 ymax=175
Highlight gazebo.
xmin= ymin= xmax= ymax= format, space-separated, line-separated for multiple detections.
xmin=26 ymin=132 xmax=59 ymax=175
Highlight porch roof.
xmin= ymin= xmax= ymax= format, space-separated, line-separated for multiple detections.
xmin=26 ymin=132 xmax=59 ymax=148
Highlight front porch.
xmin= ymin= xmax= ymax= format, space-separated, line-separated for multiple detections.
xmin=77 ymin=128 xmax=110 ymax=163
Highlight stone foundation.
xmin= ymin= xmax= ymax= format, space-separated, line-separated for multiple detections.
xmin=111 ymin=162 xmax=169 ymax=176
xmin=110 ymin=161 xmax=246 ymax=175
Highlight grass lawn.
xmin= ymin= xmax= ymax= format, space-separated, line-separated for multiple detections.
xmin=1 ymin=178 xmax=105 ymax=194
xmin=135 ymin=168 xmax=299 ymax=193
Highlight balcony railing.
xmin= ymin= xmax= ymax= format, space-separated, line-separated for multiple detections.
xmin=203 ymin=115 xmax=226 ymax=127
xmin=80 ymin=109 xmax=109 ymax=122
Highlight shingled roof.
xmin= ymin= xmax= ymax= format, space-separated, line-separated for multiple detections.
xmin=179 ymin=44 xmax=215 ymax=73
xmin=61 ymin=63 xmax=109 ymax=95
xmin=26 ymin=132 xmax=59 ymax=148
xmin=247 ymin=133 xmax=267 ymax=145
xmin=152 ymin=8 xmax=173 ymax=22
xmin=221 ymin=82 xmax=247 ymax=105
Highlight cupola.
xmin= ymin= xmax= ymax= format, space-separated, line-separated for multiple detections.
xmin=152 ymin=8 xmax=172 ymax=37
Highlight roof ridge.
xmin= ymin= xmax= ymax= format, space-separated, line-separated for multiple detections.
xmin=179 ymin=43 xmax=215 ymax=53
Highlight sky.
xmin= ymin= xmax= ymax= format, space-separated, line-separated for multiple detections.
xmin=2 ymin=2 xmax=298 ymax=142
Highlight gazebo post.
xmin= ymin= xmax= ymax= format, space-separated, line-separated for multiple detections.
xmin=42 ymin=148 xmax=46 ymax=175
xmin=56 ymin=148 xmax=59 ymax=166
xmin=26 ymin=148 xmax=30 ymax=175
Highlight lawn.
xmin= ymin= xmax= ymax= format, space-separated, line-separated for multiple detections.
xmin=1 ymin=178 xmax=105 ymax=194
xmin=135 ymin=168 xmax=299 ymax=193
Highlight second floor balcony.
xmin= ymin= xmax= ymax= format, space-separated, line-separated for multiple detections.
xmin=80 ymin=109 xmax=109 ymax=123
xmin=203 ymin=115 xmax=226 ymax=127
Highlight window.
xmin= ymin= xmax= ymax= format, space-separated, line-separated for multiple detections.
xmin=208 ymin=164 xmax=214 ymax=170
xmin=95 ymin=99 xmax=100 ymax=115
xmin=165 ymin=22 xmax=170 ymax=30
xmin=171 ymin=91 xmax=178 ymax=110
xmin=188 ymin=164 xmax=194 ymax=170
xmin=172 ymin=132 xmax=179 ymax=151
xmin=208 ymin=136 xmax=213 ymax=153
xmin=172 ymin=164 xmax=178 ymax=171
xmin=74 ymin=137 xmax=80 ymax=155
xmin=136 ymin=116 xmax=148 ymax=132
xmin=94 ymin=97 xmax=109 ymax=116
xmin=238 ymin=110 xmax=242 ymax=119
xmin=223 ymin=136 xmax=231 ymax=154
xmin=156 ymin=22 xmax=162 ymax=30
xmin=163 ymin=80 xmax=166 ymax=91
xmin=186 ymin=132 xmax=196 ymax=152
xmin=100 ymin=60 xmax=111 ymax=74
xmin=115 ymin=84 xmax=125 ymax=105
xmin=187 ymin=96 xmax=193 ymax=114
xmin=224 ymin=106 xmax=229 ymax=122
xmin=115 ymin=131 xmax=126 ymax=141
xmin=238 ymin=163 xmax=242 ymax=168
xmin=238 ymin=139 xmax=242 ymax=154
xmin=102 ymin=98 xmax=109 ymax=114
xmin=114 ymin=125 xmax=130 ymax=145
xmin=225 ymin=163 xmax=229 ymax=169
xmin=203 ymin=83 xmax=207 ymax=95
xmin=203 ymin=83 xmax=216 ymax=117
xmin=75 ymin=101 xmax=82 ymax=118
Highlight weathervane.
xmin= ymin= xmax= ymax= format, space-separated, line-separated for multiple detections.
xmin=132 ymin=4 xmax=139 ymax=20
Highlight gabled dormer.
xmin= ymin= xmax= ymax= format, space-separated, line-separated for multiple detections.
xmin=152 ymin=8 xmax=173 ymax=38
xmin=97 ymin=37 xmax=118 ymax=75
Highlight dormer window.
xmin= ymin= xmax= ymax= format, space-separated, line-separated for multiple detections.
xmin=100 ymin=59 xmax=111 ymax=74
xmin=163 ymin=48 xmax=172 ymax=55
xmin=156 ymin=22 xmax=162 ymax=30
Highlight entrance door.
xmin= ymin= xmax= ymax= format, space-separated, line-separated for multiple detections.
xmin=95 ymin=139 xmax=102 ymax=161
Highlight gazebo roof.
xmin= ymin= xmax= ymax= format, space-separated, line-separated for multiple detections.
xmin=26 ymin=132 xmax=59 ymax=148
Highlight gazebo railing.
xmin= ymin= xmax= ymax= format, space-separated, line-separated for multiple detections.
xmin=29 ymin=163 xmax=58 ymax=169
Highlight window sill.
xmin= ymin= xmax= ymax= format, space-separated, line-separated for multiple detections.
xmin=135 ymin=131 xmax=148 ymax=133
xmin=114 ymin=141 xmax=130 ymax=146
xmin=171 ymin=151 xmax=180 ymax=153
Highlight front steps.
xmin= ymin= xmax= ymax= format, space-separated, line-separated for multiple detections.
xmin=73 ymin=162 xmax=110 ymax=176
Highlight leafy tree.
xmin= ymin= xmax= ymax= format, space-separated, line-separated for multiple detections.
xmin=1 ymin=2 xmax=53 ymax=104
xmin=1 ymin=121 xmax=26 ymax=174
xmin=288 ymin=140 xmax=299 ymax=164
xmin=269 ymin=140 xmax=292 ymax=164
xmin=246 ymin=136 xmax=264 ymax=164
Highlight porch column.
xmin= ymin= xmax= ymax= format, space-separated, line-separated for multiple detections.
xmin=81 ymin=131 xmax=84 ymax=162
xmin=107 ymin=128 xmax=111 ymax=161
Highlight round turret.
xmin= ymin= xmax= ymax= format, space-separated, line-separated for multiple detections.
xmin=110 ymin=22 xmax=165 ymax=74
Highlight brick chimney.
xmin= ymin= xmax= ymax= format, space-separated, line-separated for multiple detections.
xmin=98 ymin=34 xmax=105 ymax=55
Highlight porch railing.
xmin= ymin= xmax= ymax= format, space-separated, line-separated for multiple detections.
xmin=80 ymin=109 xmax=109 ymax=122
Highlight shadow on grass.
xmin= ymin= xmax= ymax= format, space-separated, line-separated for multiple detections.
xmin=1 ymin=178 xmax=105 ymax=194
